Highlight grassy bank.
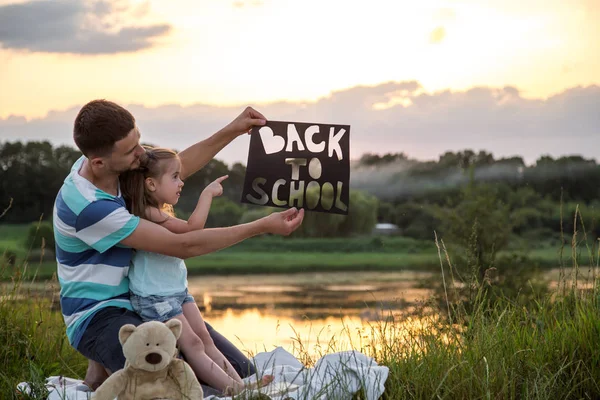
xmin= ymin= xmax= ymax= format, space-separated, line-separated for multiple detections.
xmin=3 ymin=223 xmax=600 ymax=398
xmin=1 ymin=223 xmax=596 ymax=282
xmin=376 ymin=290 xmax=600 ymax=398
xmin=0 ymin=284 xmax=87 ymax=398
xmin=2 ymin=258 xmax=600 ymax=398
xmin=2 ymin=247 xmax=593 ymax=282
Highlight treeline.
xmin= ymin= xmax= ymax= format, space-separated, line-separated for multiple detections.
xmin=357 ymin=150 xmax=600 ymax=203
xmin=1 ymin=142 xmax=599 ymax=242
xmin=0 ymin=141 xmax=377 ymax=238
xmin=357 ymin=150 xmax=600 ymax=242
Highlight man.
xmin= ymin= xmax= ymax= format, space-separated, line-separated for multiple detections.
xmin=53 ymin=99 xmax=304 ymax=392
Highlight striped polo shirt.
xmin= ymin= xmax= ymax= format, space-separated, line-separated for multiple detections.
xmin=53 ymin=156 xmax=140 ymax=348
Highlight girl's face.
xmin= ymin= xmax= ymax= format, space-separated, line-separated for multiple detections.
xmin=148 ymin=158 xmax=184 ymax=206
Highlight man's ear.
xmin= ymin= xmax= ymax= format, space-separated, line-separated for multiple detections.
xmin=165 ymin=319 xmax=182 ymax=340
xmin=89 ymin=156 xmax=106 ymax=169
xmin=119 ymin=324 xmax=137 ymax=345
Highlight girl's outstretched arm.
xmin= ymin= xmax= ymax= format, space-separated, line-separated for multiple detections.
xmin=146 ymin=175 xmax=228 ymax=233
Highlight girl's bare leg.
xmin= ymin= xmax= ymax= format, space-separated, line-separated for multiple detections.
xmin=174 ymin=314 xmax=269 ymax=395
xmin=180 ymin=303 xmax=274 ymax=391
xmin=182 ymin=302 xmax=244 ymax=382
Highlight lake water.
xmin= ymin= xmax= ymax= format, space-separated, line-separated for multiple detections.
xmin=7 ymin=267 xmax=594 ymax=361
xmin=184 ymin=267 xmax=599 ymax=360
xmin=185 ymin=271 xmax=435 ymax=360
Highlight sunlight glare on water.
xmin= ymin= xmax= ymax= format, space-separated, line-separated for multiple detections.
xmin=186 ymin=271 xmax=440 ymax=361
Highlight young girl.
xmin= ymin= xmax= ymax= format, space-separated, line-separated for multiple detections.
xmin=119 ymin=146 xmax=272 ymax=395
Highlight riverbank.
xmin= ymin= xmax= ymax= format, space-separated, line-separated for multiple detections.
xmin=2 ymin=246 xmax=594 ymax=283
xmin=2 ymin=225 xmax=596 ymax=281
xmin=3 ymin=266 xmax=600 ymax=399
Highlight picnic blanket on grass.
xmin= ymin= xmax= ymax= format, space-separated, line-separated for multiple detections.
xmin=17 ymin=347 xmax=389 ymax=400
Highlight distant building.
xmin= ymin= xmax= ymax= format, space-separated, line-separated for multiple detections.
xmin=372 ymin=222 xmax=400 ymax=236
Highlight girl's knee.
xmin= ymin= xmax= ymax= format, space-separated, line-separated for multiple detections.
xmin=181 ymin=334 xmax=205 ymax=353
xmin=198 ymin=332 xmax=214 ymax=347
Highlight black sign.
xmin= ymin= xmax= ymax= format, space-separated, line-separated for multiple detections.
xmin=241 ymin=120 xmax=350 ymax=215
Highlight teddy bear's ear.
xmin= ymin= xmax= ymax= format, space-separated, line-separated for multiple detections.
xmin=165 ymin=319 xmax=182 ymax=340
xmin=119 ymin=324 xmax=137 ymax=345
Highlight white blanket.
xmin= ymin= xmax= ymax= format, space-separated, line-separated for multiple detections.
xmin=17 ymin=347 xmax=389 ymax=400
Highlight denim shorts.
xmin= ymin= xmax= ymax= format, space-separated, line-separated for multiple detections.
xmin=130 ymin=289 xmax=196 ymax=322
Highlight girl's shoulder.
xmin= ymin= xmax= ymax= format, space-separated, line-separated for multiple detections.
xmin=144 ymin=206 xmax=170 ymax=224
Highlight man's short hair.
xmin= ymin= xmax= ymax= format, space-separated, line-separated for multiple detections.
xmin=73 ymin=99 xmax=136 ymax=157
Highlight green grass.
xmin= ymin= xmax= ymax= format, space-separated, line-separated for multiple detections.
xmin=2 ymin=247 xmax=591 ymax=283
xmin=370 ymin=291 xmax=600 ymax=399
xmin=1 ymin=223 xmax=596 ymax=283
xmin=0 ymin=252 xmax=440 ymax=282
xmin=186 ymin=251 xmax=438 ymax=273
xmin=0 ymin=223 xmax=29 ymax=238
xmin=0 ymin=282 xmax=87 ymax=399
xmin=0 ymin=224 xmax=28 ymax=254
xmin=1 ymin=214 xmax=600 ymax=398
xmin=2 ymin=246 xmax=600 ymax=398
xmin=4 ymin=247 xmax=586 ymax=282
xmin=2 ymin=223 xmax=600 ymax=398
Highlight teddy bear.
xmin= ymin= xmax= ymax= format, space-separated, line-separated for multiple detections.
xmin=91 ymin=319 xmax=203 ymax=400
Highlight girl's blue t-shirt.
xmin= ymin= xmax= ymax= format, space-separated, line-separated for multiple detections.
xmin=128 ymin=250 xmax=188 ymax=297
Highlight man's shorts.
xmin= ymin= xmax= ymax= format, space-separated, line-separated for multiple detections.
xmin=76 ymin=306 xmax=143 ymax=372
xmin=130 ymin=289 xmax=196 ymax=322
xmin=76 ymin=304 xmax=257 ymax=386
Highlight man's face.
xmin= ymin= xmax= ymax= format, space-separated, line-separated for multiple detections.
xmin=107 ymin=127 xmax=145 ymax=174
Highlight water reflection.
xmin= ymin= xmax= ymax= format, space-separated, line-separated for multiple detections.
xmin=8 ymin=268 xmax=586 ymax=360
xmin=186 ymin=271 xmax=434 ymax=359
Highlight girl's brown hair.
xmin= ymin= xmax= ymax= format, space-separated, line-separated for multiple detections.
xmin=120 ymin=146 xmax=179 ymax=221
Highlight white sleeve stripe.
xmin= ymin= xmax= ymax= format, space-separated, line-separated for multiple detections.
xmin=72 ymin=174 xmax=98 ymax=203
xmin=54 ymin=214 xmax=76 ymax=237
xmin=58 ymin=263 xmax=129 ymax=286
xmin=76 ymin=208 xmax=132 ymax=246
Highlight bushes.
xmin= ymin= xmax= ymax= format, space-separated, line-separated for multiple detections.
xmin=222 ymin=235 xmax=432 ymax=253
xmin=290 ymin=189 xmax=378 ymax=238
xmin=25 ymin=221 xmax=55 ymax=253
xmin=2 ymin=249 xmax=16 ymax=266
xmin=236 ymin=189 xmax=379 ymax=238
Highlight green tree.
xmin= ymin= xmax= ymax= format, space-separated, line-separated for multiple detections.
xmin=394 ymin=202 xmax=441 ymax=240
xmin=290 ymin=189 xmax=377 ymax=238
xmin=204 ymin=197 xmax=245 ymax=228
xmin=337 ymin=190 xmax=378 ymax=237
xmin=176 ymin=159 xmax=232 ymax=213
xmin=290 ymin=185 xmax=345 ymax=238
xmin=25 ymin=221 xmax=55 ymax=252
xmin=377 ymin=201 xmax=396 ymax=223
xmin=437 ymin=181 xmax=512 ymax=281
xmin=0 ymin=141 xmax=80 ymax=223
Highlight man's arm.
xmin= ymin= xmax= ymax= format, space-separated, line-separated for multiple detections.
xmin=120 ymin=207 xmax=304 ymax=259
xmin=178 ymin=107 xmax=266 ymax=180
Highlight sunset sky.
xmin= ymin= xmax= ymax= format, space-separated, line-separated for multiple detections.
xmin=0 ymin=0 xmax=598 ymax=163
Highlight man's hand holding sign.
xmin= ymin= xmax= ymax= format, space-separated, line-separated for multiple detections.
xmin=242 ymin=120 xmax=350 ymax=215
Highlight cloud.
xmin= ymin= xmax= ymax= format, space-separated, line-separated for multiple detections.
xmin=435 ymin=8 xmax=455 ymax=21
xmin=0 ymin=81 xmax=598 ymax=170
xmin=429 ymin=26 xmax=446 ymax=44
xmin=232 ymin=0 xmax=263 ymax=8
xmin=0 ymin=0 xmax=171 ymax=54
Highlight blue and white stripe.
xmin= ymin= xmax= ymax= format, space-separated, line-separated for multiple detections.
xmin=53 ymin=156 xmax=139 ymax=348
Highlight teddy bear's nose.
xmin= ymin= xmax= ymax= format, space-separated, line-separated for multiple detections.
xmin=145 ymin=352 xmax=162 ymax=365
